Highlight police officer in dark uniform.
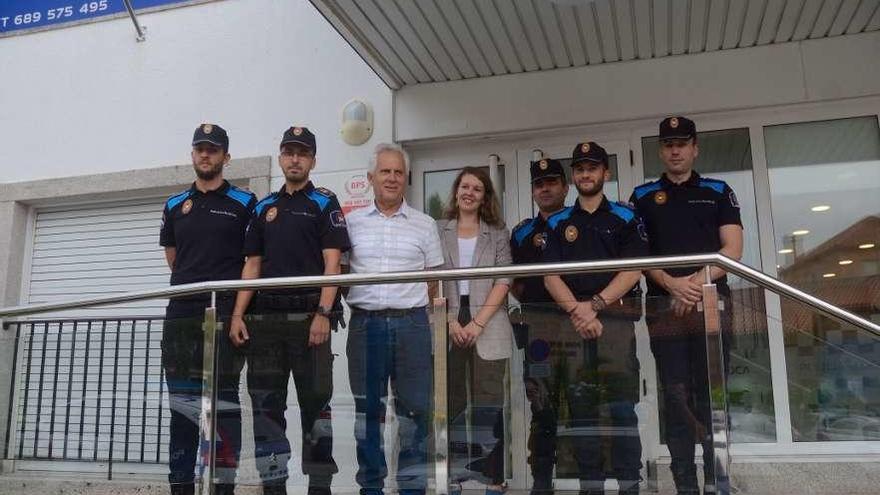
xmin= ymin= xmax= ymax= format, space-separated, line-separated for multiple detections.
xmin=510 ymin=158 xmax=569 ymax=495
xmin=629 ymin=117 xmax=743 ymax=495
xmin=543 ymin=142 xmax=647 ymax=495
xmin=160 ymin=123 xmax=256 ymax=495
xmin=229 ymin=126 xmax=349 ymax=495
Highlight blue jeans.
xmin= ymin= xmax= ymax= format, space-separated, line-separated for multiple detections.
xmin=347 ymin=308 xmax=433 ymax=495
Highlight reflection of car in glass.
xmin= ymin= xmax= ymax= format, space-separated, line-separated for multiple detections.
xmin=818 ymin=413 xmax=880 ymax=441
xmin=163 ymin=391 xmax=242 ymax=481
xmin=448 ymin=406 xmax=501 ymax=476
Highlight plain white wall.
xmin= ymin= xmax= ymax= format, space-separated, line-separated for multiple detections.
xmin=0 ymin=0 xmax=392 ymax=184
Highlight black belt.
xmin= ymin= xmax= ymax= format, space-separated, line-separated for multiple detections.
xmin=253 ymin=293 xmax=320 ymax=312
xmin=351 ymin=306 xmax=427 ymax=318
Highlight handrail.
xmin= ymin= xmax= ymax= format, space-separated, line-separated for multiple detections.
xmin=1 ymin=253 xmax=878 ymax=336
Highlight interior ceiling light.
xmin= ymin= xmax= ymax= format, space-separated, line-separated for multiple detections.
xmin=859 ymin=243 xmax=875 ymax=249
xmin=839 ymin=260 xmax=853 ymax=265
xmin=778 ymin=248 xmax=793 ymax=254
xmin=811 ymin=205 xmax=831 ymax=212
xmin=823 ymin=273 xmax=836 ymax=278
xmin=792 ymin=230 xmax=810 ymax=236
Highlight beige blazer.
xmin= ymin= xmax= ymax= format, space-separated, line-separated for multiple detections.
xmin=437 ymin=218 xmax=514 ymax=360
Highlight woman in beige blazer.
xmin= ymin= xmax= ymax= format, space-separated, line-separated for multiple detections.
xmin=437 ymin=167 xmax=513 ymax=495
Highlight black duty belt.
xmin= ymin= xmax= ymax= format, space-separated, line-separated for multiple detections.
xmin=350 ymin=306 xmax=427 ymax=318
xmin=252 ymin=293 xmax=321 ymax=312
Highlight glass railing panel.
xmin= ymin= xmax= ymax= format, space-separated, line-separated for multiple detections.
xmin=721 ymin=284 xmax=880 ymax=494
xmin=641 ymin=293 xmax=730 ymax=495
xmin=223 ymin=286 xmax=442 ymax=495
xmin=514 ymin=293 xmax=652 ymax=495
xmin=724 ymin=284 xmax=776 ymax=444
xmin=445 ymin=291 xmax=514 ymax=493
xmin=778 ymin=291 xmax=880 ymax=443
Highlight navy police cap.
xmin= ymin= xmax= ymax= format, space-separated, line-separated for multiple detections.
xmin=571 ymin=141 xmax=609 ymax=167
xmin=530 ymin=158 xmax=565 ymax=183
xmin=659 ymin=116 xmax=697 ymax=141
xmin=192 ymin=123 xmax=229 ymax=152
xmin=280 ymin=126 xmax=316 ymax=153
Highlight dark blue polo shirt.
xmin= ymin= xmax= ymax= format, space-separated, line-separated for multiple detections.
xmin=629 ymin=171 xmax=742 ymax=296
xmin=510 ymin=215 xmax=553 ymax=303
xmin=543 ymin=197 xmax=648 ymax=299
xmin=159 ymin=180 xmax=257 ymax=288
xmin=243 ymin=181 xmax=351 ymax=296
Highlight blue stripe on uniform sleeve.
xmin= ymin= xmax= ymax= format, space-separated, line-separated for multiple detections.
xmin=165 ymin=190 xmax=192 ymax=211
xmin=513 ymin=218 xmax=537 ymax=246
xmin=547 ymin=207 xmax=574 ymax=230
xmin=632 ymin=181 xmax=661 ymax=199
xmin=226 ymin=187 xmax=255 ymax=209
xmin=306 ymin=190 xmax=331 ymax=212
xmin=698 ymin=178 xmax=726 ymax=194
xmin=254 ymin=194 xmax=279 ymax=216
xmin=609 ymin=202 xmax=636 ymax=223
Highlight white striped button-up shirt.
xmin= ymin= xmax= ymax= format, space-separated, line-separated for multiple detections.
xmin=344 ymin=200 xmax=444 ymax=310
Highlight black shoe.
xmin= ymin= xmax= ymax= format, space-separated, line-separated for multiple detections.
xmin=170 ymin=483 xmax=195 ymax=495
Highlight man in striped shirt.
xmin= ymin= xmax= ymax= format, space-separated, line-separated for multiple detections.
xmin=343 ymin=143 xmax=444 ymax=495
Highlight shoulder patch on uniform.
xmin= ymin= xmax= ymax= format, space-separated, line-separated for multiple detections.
xmin=512 ymin=217 xmax=537 ymax=246
xmin=165 ymin=190 xmax=192 ymax=211
xmin=633 ymin=181 xmax=662 ymax=200
xmin=306 ymin=189 xmax=332 ymax=212
xmin=609 ymin=201 xmax=636 ymax=223
xmin=225 ymin=186 xmax=256 ymax=209
xmin=254 ymin=193 xmax=280 ymax=216
xmin=698 ymin=178 xmax=726 ymax=194
xmin=547 ymin=206 xmax=574 ymax=230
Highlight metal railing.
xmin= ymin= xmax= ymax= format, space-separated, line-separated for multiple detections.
xmin=4 ymin=317 xmax=167 ymax=473
xmin=1 ymin=254 xmax=877 ymax=334
xmin=1 ymin=253 xmax=878 ymax=495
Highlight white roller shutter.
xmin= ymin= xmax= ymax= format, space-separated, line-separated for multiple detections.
xmin=27 ymin=197 xmax=171 ymax=317
xmin=14 ymin=197 xmax=173 ymax=466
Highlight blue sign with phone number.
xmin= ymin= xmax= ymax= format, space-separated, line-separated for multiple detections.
xmin=1 ymin=0 xmax=197 ymax=35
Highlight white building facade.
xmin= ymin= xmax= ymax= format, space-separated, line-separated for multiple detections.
xmin=1 ymin=0 xmax=879 ymax=492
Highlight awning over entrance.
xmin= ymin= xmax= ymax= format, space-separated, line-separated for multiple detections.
xmin=310 ymin=0 xmax=880 ymax=90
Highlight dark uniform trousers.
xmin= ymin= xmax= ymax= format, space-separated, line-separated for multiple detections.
xmin=522 ymin=305 xmax=641 ymax=494
xmin=161 ymin=296 xmax=243 ymax=487
xmin=448 ymin=296 xmax=507 ymax=487
xmin=246 ymin=298 xmax=338 ymax=489
xmin=646 ymin=295 xmax=731 ymax=494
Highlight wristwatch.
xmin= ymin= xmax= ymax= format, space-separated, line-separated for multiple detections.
xmin=315 ymin=305 xmax=332 ymax=317
xmin=590 ymin=294 xmax=607 ymax=312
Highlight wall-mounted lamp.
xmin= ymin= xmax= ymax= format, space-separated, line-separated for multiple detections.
xmin=340 ymin=99 xmax=373 ymax=146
